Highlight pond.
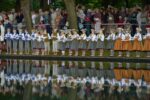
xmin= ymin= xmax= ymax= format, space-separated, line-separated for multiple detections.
xmin=0 ymin=59 xmax=150 ymax=100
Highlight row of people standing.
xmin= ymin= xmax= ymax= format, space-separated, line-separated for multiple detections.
xmin=50 ymin=27 xmax=150 ymax=57
xmin=1 ymin=71 xmax=150 ymax=100
xmin=3 ymin=27 xmax=150 ymax=57
xmin=4 ymin=28 xmax=50 ymax=55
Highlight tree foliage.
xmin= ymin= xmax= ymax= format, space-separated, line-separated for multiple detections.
xmin=0 ymin=0 xmax=16 ymax=11
xmin=0 ymin=0 xmax=149 ymax=11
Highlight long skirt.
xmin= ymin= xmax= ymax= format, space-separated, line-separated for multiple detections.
xmin=106 ymin=40 xmax=114 ymax=50
xmin=13 ymin=62 xmax=18 ymax=74
xmin=65 ymin=41 xmax=71 ymax=49
xmin=114 ymin=38 xmax=123 ymax=51
xmin=19 ymin=61 xmax=24 ymax=74
xmin=40 ymin=41 xmax=45 ymax=49
xmin=6 ymin=39 xmax=12 ymax=51
xmin=52 ymin=40 xmax=58 ymax=52
xmin=13 ymin=40 xmax=18 ymax=52
xmin=31 ymin=40 xmax=36 ymax=50
xmin=79 ymin=40 xmax=87 ymax=50
xmin=132 ymin=39 xmax=143 ymax=51
xmin=59 ymin=41 xmax=66 ymax=51
xmin=96 ymin=40 xmax=105 ymax=49
xmin=143 ymin=38 xmax=150 ymax=51
xmin=36 ymin=41 xmax=45 ymax=49
xmin=133 ymin=70 xmax=142 ymax=80
xmin=113 ymin=69 xmax=122 ymax=81
xmin=44 ymin=41 xmax=50 ymax=51
xmin=24 ymin=41 xmax=30 ymax=51
xmin=123 ymin=41 xmax=132 ymax=51
xmin=88 ymin=41 xmax=96 ymax=50
xmin=70 ymin=40 xmax=79 ymax=50
xmin=25 ymin=61 xmax=31 ymax=73
xmin=122 ymin=69 xmax=131 ymax=79
xmin=142 ymin=70 xmax=150 ymax=82
xmin=19 ymin=39 xmax=24 ymax=52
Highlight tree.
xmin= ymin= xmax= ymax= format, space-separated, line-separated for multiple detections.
xmin=40 ymin=0 xmax=49 ymax=10
xmin=15 ymin=0 xmax=21 ymax=11
xmin=21 ymin=0 xmax=32 ymax=32
xmin=64 ymin=0 xmax=78 ymax=30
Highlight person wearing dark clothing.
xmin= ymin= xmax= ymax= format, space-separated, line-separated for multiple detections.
xmin=15 ymin=13 xmax=24 ymax=24
xmin=129 ymin=83 xmax=138 ymax=99
xmin=129 ymin=11 xmax=138 ymax=36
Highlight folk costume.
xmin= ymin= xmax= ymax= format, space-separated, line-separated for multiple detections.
xmin=12 ymin=29 xmax=19 ymax=54
xmin=0 ymin=24 xmax=5 ymax=54
xmin=43 ymin=30 xmax=51 ymax=55
xmin=96 ymin=29 xmax=105 ymax=56
xmin=24 ymin=30 xmax=31 ymax=54
xmin=143 ymin=28 xmax=150 ymax=57
xmin=70 ymin=30 xmax=80 ymax=56
xmin=36 ymin=31 xmax=45 ymax=55
xmin=114 ymin=28 xmax=125 ymax=57
xmin=5 ymin=29 xmax=12 ymax=54
xmin=66 ymin=31 xmax=72 ymax=55
xmin=79 ymin=29 xmax=87 ymax=56
xmin=31 ymin=29 xmax=37 ymax=54
xmin=106 ymin=29 xmax=116 ymax=56
xmin=18 ymin=29 xmax=25 ymax=55
xmin=132 ymin=28 xmax=143 ymax=57
xmin=58 ymin=31 xmax=67 ymax=56
xmin=123 ymin=29 xmax=132 ymax=57
xmin=52 ymin=29 xmax=59 ymax=55
xmin=88 ymin=29 xmax=97 ymax=56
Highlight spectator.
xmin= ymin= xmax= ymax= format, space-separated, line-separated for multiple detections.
xmin=136 ymin=8 xmax=142 ymax=28
xmin=116 ymin=16 xmax=124 ymax=28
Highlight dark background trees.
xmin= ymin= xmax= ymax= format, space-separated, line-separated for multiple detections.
xmin=0 ymin=0 xmax=150 ymax=31
xmin=0 ymin=0 xmax=149 ymax=11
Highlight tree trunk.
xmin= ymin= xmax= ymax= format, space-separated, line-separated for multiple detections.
xmin=64 ymin=0 xmax=78 ymax=30
xmin=21 ymin=0 xmax=32 ymax=33
xmin=23 ymin=81 xmax=33 ymax=100
xmin=15 ymin=0 xmax=21 ymax=11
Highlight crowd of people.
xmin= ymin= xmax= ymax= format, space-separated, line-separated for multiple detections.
xmin=0 ymin=5 xmax=150 ymax=34
xmin=0 ymin=26 xmax=149 ymax=57
xmin=0 ymin=3 xmax=150 ymax=100
xmin=0 ymin=5 xmax=150 ymax=57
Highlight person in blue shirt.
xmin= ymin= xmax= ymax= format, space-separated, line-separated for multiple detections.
xmin=5 ymin=28 xmax=12 ymax=54
xmin=18 ymin=28 xmax=25 ymax=55
xmin=12 ymin=28 xmax=19 ymax=54
xmin=24 ymin=29 xmax=31 ymax=54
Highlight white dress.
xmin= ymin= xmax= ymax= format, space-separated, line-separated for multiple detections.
xmin=0 ymin=25 xmax=5 ymax=42
xmin=94 ymin=18 xmax=101 ymax=33
xmin=52 ymin=33 xmax=59 ymax=52
xmin=51 ymin=12 xmax=57 ymax=27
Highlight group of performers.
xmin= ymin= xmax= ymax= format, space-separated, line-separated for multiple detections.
xmin=2 ymin=26 xmax=150 ymax=57
xmin=0 ymin=69 xmax=150 ymax=99
xmin=4 ymin=28 xmax=49 ymax=55
xmin=0 ymin=59 xmax=150 ymax=98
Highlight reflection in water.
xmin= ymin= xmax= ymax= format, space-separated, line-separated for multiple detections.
xmin=147 ymin=63 xmax=150 ymax=69
xmin=118 ymin=62 xmax=122 ymax=68
xmin=99 ymin=62 xmax=103 ymax=69
xmin=0 ymin=60 xmax=150 ymax=100
xmin=136 ymin=63 xmax=141 ymax=69
xmin=110 ymin=62 xmax=114 ymax=69
xmin=126 ymin=63 xmax=130 ymax=68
